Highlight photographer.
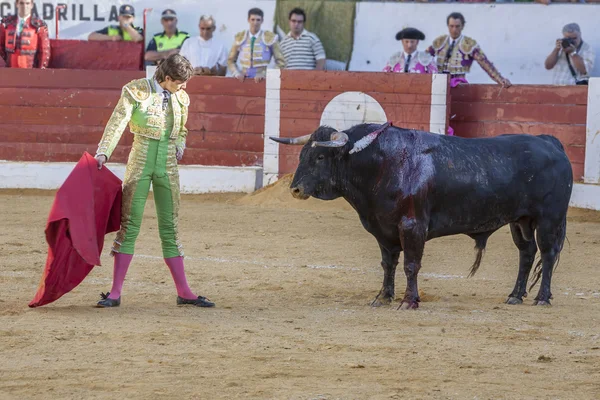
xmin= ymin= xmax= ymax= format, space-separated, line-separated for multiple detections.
xmin=544 ymin=23 xmax=594 ymax=85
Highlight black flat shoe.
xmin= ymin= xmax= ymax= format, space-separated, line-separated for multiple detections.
xmin=177 ymin=295 xmax=215 ymax=308
xmin=96 ymin=292 xmax=121 ymax=308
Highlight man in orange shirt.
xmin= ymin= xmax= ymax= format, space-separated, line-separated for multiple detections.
xmin=0 ymin=0 xmax=50 ymax=68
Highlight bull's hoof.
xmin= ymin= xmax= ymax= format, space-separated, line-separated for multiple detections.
xmin=371 ymin=296 xmax=393 ymax=307
xmin=533 ymin=300 xmax=552 ymax=306
xmin=505 ymin=297 xmax=523 ymax=305
xmin=397 ymin=301 xmax=419 ymax=310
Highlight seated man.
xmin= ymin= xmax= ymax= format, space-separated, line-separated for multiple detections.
xmin=384 ymin=28 xmax=437 ymax=74
xmin=180 ymin=15 xmax=227 ymax=76
xmin=88 ymin=4 xmax=143 ymax=43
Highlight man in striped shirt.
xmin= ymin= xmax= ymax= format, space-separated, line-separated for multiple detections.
xmin=280 ymin=8 xmax=326 ymax=70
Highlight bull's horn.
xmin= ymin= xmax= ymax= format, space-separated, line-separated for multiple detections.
xmin=269 ymin=134 xmax=312 ymax=145
xmin=311 ymin=131 xmax=349 ymax=148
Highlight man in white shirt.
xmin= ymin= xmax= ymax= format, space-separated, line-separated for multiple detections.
xmin=544 ymin=23 xmax=595 ymax=86
xmin=180 ymin=15 xmax=227 ymax=76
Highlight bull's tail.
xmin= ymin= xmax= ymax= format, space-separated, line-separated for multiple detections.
xmin=467 ymin=233 xmax=491 ymax=278
xmin=528 ymin=216 xmax=568 ymax=291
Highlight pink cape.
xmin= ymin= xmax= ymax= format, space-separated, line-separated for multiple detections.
xmin=29 ymin=152 xmax=122 ymax=307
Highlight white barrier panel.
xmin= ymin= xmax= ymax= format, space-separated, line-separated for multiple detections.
xmin=0 ymin=161 xmax=262 ymax=194
xmin=585 ymin=78 xmax=600 ymax=184
xmin=570 ymin=183 xmax=600 ymax=211
xmin=263 ymin=68 xmax=281 ymax=187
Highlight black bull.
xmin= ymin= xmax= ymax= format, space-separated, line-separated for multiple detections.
xmin=271 ymin=123 xmax=573 ymax=309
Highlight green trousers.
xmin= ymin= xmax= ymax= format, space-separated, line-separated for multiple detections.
xmin=112 ymin=129 xmax=183 ymax=258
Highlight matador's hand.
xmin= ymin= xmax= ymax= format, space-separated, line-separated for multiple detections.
xmin=176 ymin=147 xmax=184 ymax=161
xmin=95 ymin=154 xmax=107 ymax=170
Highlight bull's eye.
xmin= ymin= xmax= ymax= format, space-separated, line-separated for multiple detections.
xmin=317 ymin=154 xmax=325 ymax=161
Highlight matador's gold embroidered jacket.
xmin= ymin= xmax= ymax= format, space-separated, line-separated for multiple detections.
xmin=96 ymin=78 xmax=190 ymax=160
xmin=426 ymin=35 xmax=507 ymax=84
xmin=227 ymin=30 xmax=285 ymax=78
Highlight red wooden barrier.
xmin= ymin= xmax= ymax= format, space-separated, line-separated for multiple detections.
xmin=49 ymin=40 xmax=143 ymax=71
xmin=0 ymin=68 xmax=589 ymax=180
xmin=0 ymin=40 xmax=143 ymax=70
xmin=0 ymin=70 xmax=265 ymax=167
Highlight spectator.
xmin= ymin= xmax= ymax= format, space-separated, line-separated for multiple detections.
xmin=227 ymin=8 xmax=285 ymax=83
xmin=144 ymin=9 xmax=189 ymax=67
xmin=279 ymin=8 xmax=326 ymax=70
xmin=383 ymin=28 xmax=437 ymax=74
xmin=88 ymin=5 xmax=143 ymax=43
xmin=180 ymin=15 xmax=227 ymax=76
xmin=544 ymin=23 xmax=594 ymax=85
xmin=426 ymin=12 xmax=511 ymax=87
xmin=0 ymin=0 xmax=50 ymax=69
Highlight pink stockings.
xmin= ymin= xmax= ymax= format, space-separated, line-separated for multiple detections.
xmin=164 ymin=256 xmax=197 ymax=300
xmin=107 ymin=254 xmax=196 ymax=300
xmin=107 ymin=253 xmax=133 ymax=300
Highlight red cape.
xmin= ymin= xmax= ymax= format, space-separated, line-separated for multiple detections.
xmin=29 ymin=152 xmax=122 ymax=307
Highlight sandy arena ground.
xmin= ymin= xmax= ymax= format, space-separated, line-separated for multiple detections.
xmin=1 ymin=179 xmax=600 ymax=399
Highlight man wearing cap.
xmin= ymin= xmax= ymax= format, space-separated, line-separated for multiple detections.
xmin=145 ymin=9 xmax=190 ymax=67
xmin=88 ymin=4 xmax=144 ymax=43
xmin=384 ymin=28 xmax=437 ymax=74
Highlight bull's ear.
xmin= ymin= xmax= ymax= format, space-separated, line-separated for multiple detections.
xmin=311 ymin=131 xmax=349 ymax=148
